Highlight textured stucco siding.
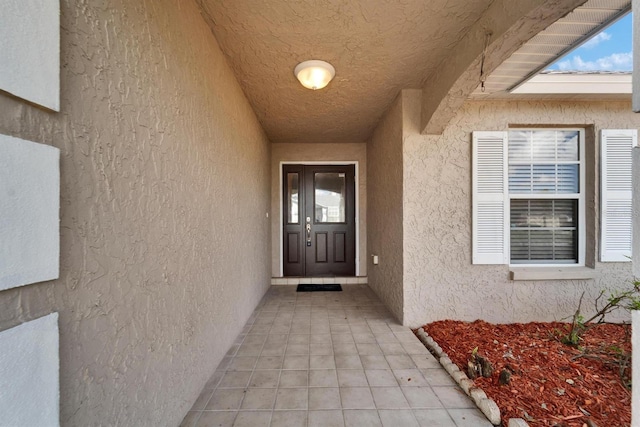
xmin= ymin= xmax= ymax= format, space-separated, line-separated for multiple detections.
xmin=367 ymin=95 xmax=404 ymax=323
xmin=403 ymin=98 xmax=636 ymax=327
xmin=0 ymin=1 xmax=270 ymax=426
xmin=270 ymin=143 xmax=367 ymax=277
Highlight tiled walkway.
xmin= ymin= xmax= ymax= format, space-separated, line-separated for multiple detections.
xmin=180 ymin=285 xmax=492 ymax=427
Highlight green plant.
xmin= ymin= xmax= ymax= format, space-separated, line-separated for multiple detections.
xmin=562 ymin=280 xmax=640 ymax=346
xmin=560 ymin=279 xmax=639 ymax=390
xmin=562 ymin=311 xmax=585 ymax=346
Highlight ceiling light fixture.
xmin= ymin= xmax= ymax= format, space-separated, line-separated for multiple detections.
xmin=294 ymin=60 xmax=335 ymax=90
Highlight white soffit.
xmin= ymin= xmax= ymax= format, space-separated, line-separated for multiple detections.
xmin=471 ymin=0 xmax=631 ymax=98
xmin=0 ymin=0 xmax=60 ymax=111
xmin=0 ymin=134 xmax=60 ymax=291
xmin=0 ymin=313 xmax=60 ymax=427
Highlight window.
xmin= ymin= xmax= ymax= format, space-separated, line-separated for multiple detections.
xmin=472 ymin=128 xmax=635 ymax=268
xmin=507 ymin=129 xmax=584 ymax=265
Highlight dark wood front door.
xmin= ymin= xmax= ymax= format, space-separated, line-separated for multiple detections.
xmin=283 ymin=164 xmax=356 ymax=277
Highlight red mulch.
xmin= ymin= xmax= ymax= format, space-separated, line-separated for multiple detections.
xmin=419 ymin=320 xmax=632 ymax=427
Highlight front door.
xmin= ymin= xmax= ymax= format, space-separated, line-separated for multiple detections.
xmin=283 ymin=164 xmax=356 ymax=277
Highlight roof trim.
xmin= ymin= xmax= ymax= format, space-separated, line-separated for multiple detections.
xmin=511 ymin=72 xmax=631 ymax=94
xmin=508 ymin=4 xmax=630 ymax=92
xmin=470 ymin=0 xmax=631 ymax=98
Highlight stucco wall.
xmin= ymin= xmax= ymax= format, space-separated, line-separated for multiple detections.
xmin=403 ymin=96 xmax=636 ymax=327
xmin=367 ymin=95 xmax=404 ymax=323
xmin=0 ymin=1 xmax=271 ymax=425
xmin=271 ymin=143 xmax=367 ymax=277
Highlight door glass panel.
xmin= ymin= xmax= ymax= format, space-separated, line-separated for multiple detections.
xmin=314 ymin=172 xmax=346 ymax=223
xmin=287 ymin=173 xmax=299 ymax=223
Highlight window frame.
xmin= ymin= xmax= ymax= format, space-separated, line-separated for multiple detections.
xmin=506 ymin=128 xmax=586 ymax=267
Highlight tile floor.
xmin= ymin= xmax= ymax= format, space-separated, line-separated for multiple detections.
xmin=180 ymin=285 xmax=493 ymax=427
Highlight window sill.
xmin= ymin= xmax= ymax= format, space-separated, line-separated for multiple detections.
xmin=509 ymin=267 xmax=595 ymax=281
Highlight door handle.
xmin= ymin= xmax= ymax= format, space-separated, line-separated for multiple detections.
xmin=306 ymin=223 xmax=311 ymax=246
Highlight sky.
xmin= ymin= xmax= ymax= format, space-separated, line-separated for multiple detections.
xmin=547 ymin=13 xmax=632 ymax=72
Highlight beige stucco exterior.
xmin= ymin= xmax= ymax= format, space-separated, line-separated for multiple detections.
xmin=365 ymin=90 xmax=637 ymax=328
xmin=402 ymin=92 xmax=637 ymax=327
xmin=366 ymin=95 xmax=405 ymax=322
xmin=270 ymin=143 xmax=367 ymax=277
xmin=0 ymin=1 xmax=270 ymax=425
xmin=1 ymin=1 xmax=639 ymax=426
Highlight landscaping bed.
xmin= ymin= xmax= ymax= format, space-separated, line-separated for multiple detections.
xmin=420 ymin=320 xmax=632 ymax=426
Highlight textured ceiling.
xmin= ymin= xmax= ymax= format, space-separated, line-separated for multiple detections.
xmin=197 ymin=0 xmax=494 ymax=144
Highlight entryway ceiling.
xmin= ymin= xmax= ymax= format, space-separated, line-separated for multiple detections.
xmin=196 ymin=0 xmax=494 ymax=144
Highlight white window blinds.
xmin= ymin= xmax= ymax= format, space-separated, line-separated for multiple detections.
xmin=508 ymin=130 xmax=580 ymax=194
xmin=600 ymin=129 xmax=637 ymax=262
xmin=510 ymin=199 xmax=578 ymax=263
xmin=472 ymin=131 xmax=508 ymax=264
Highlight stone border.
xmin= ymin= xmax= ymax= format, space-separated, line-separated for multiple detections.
xmin=415 ymin=327 xmax=529 ymax=427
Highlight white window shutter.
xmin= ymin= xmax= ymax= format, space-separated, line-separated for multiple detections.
xmin=600 ymin=129 xmax=637 ymax=262
xmin=472 ymin=131 xmax=508 ymax=264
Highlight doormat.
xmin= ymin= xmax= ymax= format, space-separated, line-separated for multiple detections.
xmin=296 ymin=284 xmax=342 ymax=292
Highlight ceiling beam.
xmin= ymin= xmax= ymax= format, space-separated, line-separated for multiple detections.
xmin=421 ymin=0 xmax=588 ymax=135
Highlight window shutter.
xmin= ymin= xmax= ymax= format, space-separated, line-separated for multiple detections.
xmin=600 ymin=129 xmax=637 ymax=262
xmin=472 ymin=131 xmax=508 ymax=264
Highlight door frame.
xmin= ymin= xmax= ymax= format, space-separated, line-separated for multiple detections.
xmin=279 ymin=161 xmax=360 ymax=277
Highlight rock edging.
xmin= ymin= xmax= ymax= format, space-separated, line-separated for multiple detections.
xmin=415 ymin=327 xmax=529 ymax=427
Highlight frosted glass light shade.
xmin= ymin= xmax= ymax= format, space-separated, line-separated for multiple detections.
xmin=294 ymin=60 xmax=335 ymax=90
